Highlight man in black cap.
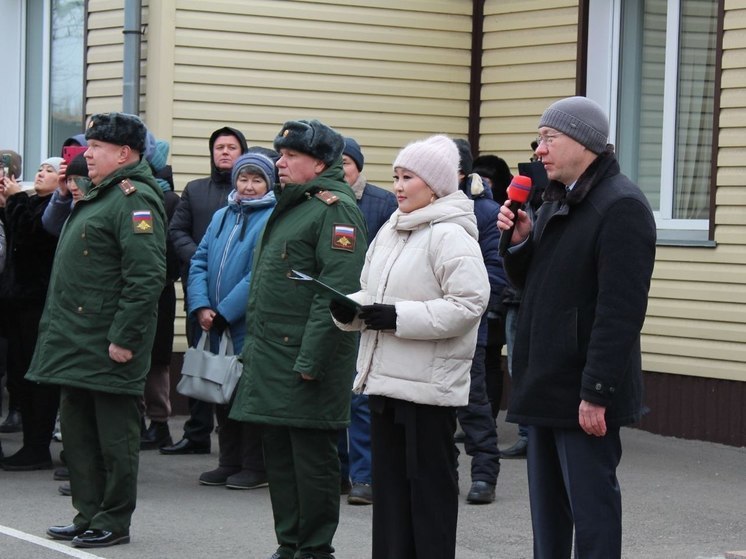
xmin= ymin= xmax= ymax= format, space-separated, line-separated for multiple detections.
xmin=230 ymin=119 xmax=367 ymax=559
xmin=26 ymin=112 xmax=166 ymax=548
xmin=498 ymin=96 xmax=656 ymax=557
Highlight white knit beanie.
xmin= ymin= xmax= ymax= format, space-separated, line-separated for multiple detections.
xmin=393 ymin=134 xmax=460 ymax=198
xmin=40 ymin=156 xmax=64 ymax=174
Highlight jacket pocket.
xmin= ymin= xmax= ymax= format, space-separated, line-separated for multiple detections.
xmin=258 ymin=320 xmax=305 ymax=348
xmin=57 ymin=289 xmax=105 ymax=316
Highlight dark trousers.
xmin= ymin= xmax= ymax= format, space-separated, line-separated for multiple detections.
xmin=60 ymin=387 xmax=141 ymax=533
xmin=338 ymin=391 xmax=372 ymax=485
xmin=527 ymin=425 xmax=623 ymax=559
xmin=4 ymin=306 xmax=44 ymax=413
xmin=262 ymin=425 xmax=339 ymax=558
xmin=370 ymin=396 xmax=458 ymax=559
xmin=484 ymin=314 xmax=505 ymax=419
xmin=9 ymin=306 xmax=58 ymax=450
xmin=18 ymin=378 xmax=59 ymax=451
xmin=215 ymin=403 xmax=264 ymax=472
xmin=456 ymin=345 xmax=500 ymax=484
xmin=142 ymin=362 xmax=171 ymax=422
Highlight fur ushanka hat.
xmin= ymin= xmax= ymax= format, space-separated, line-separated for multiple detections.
xmin=85 ymin=112 xmax=148 ymax=153
xmin=273 ymin=119 xmax=344 ymax=168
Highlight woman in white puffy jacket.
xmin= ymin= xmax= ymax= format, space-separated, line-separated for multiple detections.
xmin=332 ymin=135 xmax=490 ymax=559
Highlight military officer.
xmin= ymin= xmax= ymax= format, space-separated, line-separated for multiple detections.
xmin=230 ymin=119 xmax=367 ymax=559
xmin=26 ymin=112 xmax=166 ymax=549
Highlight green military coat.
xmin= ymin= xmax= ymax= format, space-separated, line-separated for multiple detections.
xmin=229 ymin=160 xmax=367 ymax=429
xmin=26 ymin=158 xmax=166 ymax=396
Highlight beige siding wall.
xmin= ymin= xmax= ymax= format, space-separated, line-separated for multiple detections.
xmin=645 ymin=0 xmax=746 ymax=382
xmin=86 ymin=2 xmax=126 ymax=114
xmin=167 ymin=0 xmax=473 ymax=191
xmin=480 ymin=0 xmax=579 ymax=168
xmin=88 ymin=0 xmax=474 ymax=351
xmin=84 ymin=0 xmax=746 ymax=379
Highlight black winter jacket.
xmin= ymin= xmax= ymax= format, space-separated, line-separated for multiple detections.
xmin=0 ymin=192 xmax=58 ymax=309
xmin=505 ymin=150 xmax=656 ymax=429
xmin=169 ymin=127 xmax=248 ymax=283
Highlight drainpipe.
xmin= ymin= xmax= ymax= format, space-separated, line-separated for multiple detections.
xmin=122 ymin=0 xmax=142 ymax=114
xmin=468 ymin=0 xmax=484 ymax=155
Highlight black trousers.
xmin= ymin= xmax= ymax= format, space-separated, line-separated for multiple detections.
xmin=370 ymin=396 xmax=458 ymax=559
xmin=456 ymin=345 xmax=501 ymax=484
xmin=215 ymin=403 xmax=264 ymax=472
xmin=527 ymin=425 xmax=623 ymax=559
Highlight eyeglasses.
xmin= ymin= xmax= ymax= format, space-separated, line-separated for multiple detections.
xmin=535 ymin=133 xmax=565 ymax=147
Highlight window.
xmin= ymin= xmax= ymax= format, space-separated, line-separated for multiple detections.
xmin=588 ymin=0 xmax=719 ymax=242
xmin=23 ymin=0 xmax=84 ymax=172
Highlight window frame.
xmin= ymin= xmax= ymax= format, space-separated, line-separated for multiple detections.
xmin=584 ymin=0 xmax=722 ymax=244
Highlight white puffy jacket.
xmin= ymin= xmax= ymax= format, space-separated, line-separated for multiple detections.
xmin=340 ymin=190 xmax=490 ymax=407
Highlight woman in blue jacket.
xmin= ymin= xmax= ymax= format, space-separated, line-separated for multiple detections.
xmin=187 ymin=152 xmax=276 ymax=489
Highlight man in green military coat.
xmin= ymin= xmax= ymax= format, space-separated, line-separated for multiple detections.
xmin=230 ymin=119 xmax=367 ymax=559
xmin=26 ymin=113 xmax=166 ymax=548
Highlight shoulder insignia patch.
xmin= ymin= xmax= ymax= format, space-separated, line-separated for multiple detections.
xmin=315 ymin=190 xmax=339 ymax=205
xmin=331 ymin=224 xmax=356 ymax=252
xmin=132 ymin=210 xmax=154 ymax=234
xmin=119 ymin=179 xmax=137 ymax=196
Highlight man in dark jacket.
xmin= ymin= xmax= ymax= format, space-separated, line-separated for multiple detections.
xmin=162 ymin=126 xmax=247 ymax=455
xmin=27 ymin=112 xmax=166 ymax=548
xmin=453 ymin=139 xmax=504 ymax=505
xmin=337 ymin=136 xmax=397 ymax=505
xmin=498 ymin=96 xmax=656 ymax=558
xmin=230 ymin=119 xmax=367 ymax=559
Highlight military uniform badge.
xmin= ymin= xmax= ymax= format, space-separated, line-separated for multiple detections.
xmin=132 ymin=210 xmax=154 ymax=234
xmin=332 ymin=224 xmax=356 ymax=252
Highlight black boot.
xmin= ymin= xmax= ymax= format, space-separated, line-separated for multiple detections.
xmin=140 ymin=421 xmax=173 ymax=450
xmin=0 ymin=445 xmax=52 ymax=470
xmin=0 ymin=409 xmax=22 ymax=433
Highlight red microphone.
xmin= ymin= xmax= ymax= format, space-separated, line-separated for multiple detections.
xmin=498 ymin=175 xmax=533 ymax=256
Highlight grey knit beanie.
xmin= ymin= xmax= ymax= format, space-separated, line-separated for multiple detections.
xmin=538 ymin=96 xmax=609 ymax=154
xmin=393 ymin=135 xmax=460 ymax=198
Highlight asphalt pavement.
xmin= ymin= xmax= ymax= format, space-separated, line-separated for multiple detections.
xmin=0 ymin=413 xmax=744 ymax=559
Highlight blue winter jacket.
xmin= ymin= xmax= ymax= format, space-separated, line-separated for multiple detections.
xmin=460 ymin=174 xmax=508 ymax=347
xmin=187 ymin=190 xmax=276 ymax=352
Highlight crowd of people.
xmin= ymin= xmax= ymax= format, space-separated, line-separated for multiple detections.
xmin=0 ymin=95 xmax=656 ymax=559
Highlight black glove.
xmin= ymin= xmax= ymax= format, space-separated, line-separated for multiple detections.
xmin=211 ymin=312 xmax=228 ymax=335
xmin=329 ymin=299 xmax=357 ymax=324
xmin=359 ymin=303 xmax=397 ymax=331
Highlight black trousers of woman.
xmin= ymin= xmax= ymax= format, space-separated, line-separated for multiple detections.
xmin=1 ymin=305 xmax=59 ymax=468
xmin=369 ymin=395 xmax=459 ymax=559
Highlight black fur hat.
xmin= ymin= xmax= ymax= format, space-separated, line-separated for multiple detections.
xmin=453 ymin=138 xmax=473 ymax=175
xmin=273 ymin=119 xmax=343 ymax=167
xmin=85 ymin=112 xmax=147 ymax=153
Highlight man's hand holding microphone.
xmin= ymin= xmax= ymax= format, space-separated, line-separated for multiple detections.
xmin=496 ymin=175 xmax=533 ymax=254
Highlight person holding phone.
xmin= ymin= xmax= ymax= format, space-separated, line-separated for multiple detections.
xmin=0 ymin=157 xmax=64 ymax=470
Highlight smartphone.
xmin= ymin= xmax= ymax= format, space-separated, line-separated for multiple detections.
xmin=62 ymin=145 xmax=87 ymax=164
xmin=1 ymin=153 xmax=11 ymax=176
